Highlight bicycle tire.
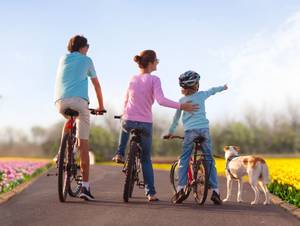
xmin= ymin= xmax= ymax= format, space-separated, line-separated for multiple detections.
xmin=123 ymin=142 xmax=137 ymax=202
xmin=170 ymin=161 xmax=178 ymax=193
xmin=68 ymin=164 xmax=82 ymax=197
xmin=193 ymin=159 xmax=209 ymax=205
xmin=170 ymin=160 xmax=191 ymax=199
xmin=58 ymin=134 xmax=70 ymax=202
xmin=128 ymin=162 xmax=135 ymax=198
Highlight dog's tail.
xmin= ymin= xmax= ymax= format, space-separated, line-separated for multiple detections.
xmin=260 ymin=163 xmax=270 ymax=184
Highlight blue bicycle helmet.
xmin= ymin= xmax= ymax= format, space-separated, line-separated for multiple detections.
xmin=179 ymin=70 xmax=200 ymax=88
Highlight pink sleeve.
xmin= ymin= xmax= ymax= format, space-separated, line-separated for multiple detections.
xmin=153 ymin=77 xmax=181 ymax=109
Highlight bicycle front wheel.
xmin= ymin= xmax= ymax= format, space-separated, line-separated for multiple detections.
xmin=58 ymin=134 xmax=70 ymax=202
xmin=170 ymin=161 xmax=179 ymax=193
xmin=123 ymin=142 xmax=137 ymax=202
xmin=193 ymin=159 xmax=209 ymax=205
xmin=170 ymin=160 xmax=191 ymax=200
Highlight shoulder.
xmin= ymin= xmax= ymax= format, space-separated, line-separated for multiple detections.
xmin=83 ymin=55 xmax=94 ymax=65
xmin=59 ymin=54 xmax=68 ymax=62
xmin=150 ymin=74 xmax=160 ymax=81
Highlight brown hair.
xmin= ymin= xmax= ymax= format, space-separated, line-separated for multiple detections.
xmin=67 ymin=35 xmax=88 ymax=53
xmin=181 ymin=83 xmax=199 ymax=96
xmin=134 ymin=50 xmax=157 ymax=69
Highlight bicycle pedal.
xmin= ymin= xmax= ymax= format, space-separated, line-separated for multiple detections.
xmin=75 ymin=176 xmax=82 ymax=182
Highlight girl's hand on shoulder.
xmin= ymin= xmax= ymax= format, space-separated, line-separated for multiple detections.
xmin=224 ymin=84 xmax=228 ymax=90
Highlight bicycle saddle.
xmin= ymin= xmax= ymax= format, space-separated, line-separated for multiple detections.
xmin=64 ymin=108 xmax=79 ymax=117
xmin=193 ymin=135 xmax=206 ymax=143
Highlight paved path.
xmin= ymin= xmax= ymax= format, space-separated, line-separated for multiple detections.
xmin=0 ymin=165 xmax=299 ymax=226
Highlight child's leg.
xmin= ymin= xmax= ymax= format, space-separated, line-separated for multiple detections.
xmin=115 ymin=120 xmax=130 ymax=157
xmin=178 ymin=130 xmax=195 ymax=190
xmin=199 ymin=128 xmax=219 ymax=191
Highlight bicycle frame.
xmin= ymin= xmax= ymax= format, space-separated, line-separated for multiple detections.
xmin=184 ymin=142 xmax=202 ymax=185
xmin=125 ymin=131 xmax=144 ymax=188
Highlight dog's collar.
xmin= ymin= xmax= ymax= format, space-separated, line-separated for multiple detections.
xmin=227 ymin=154 xmax=239 ymax=163
xmin=226 ymin=154 xmax=239 ymax=179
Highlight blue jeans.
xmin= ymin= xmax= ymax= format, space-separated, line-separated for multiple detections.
xmin=116 ymin=120 xmax=130 ymax=157
xmin=178 ymin=128 xmax=219 ymax=189
xmin=116 ymin=120 xmax=156 ymax=196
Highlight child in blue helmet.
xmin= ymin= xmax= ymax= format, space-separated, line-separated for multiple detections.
xmin=165 ymin=70 xmax=228 ymax=204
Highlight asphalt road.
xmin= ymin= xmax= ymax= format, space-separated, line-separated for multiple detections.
xmin=0 ymin=165 xmax=299 ymax=226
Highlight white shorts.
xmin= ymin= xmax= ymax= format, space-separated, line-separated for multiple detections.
xmin=55 ymin=97 xmax=90 ymax=140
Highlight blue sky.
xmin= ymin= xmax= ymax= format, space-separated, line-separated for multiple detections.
xmin=1 ymin=0 xmax=300 ymax=131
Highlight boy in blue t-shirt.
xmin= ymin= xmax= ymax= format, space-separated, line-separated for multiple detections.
xmin=166 ymin=70 xmax=228 ymax=204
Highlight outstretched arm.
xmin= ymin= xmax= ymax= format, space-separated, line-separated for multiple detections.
xmin=203 ymin=84 xmax=228 ymax=99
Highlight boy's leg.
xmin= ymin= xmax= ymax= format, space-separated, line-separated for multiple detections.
xmin=171 ymin=130 xmax=195 ymax=203
xmin=199 ymin=128 xmax=222 ymax=204
xmin=199 ymin=128 xmax=218 ymax=190
xmin=178 ymin=130 xmax=195 ymax=189
xmin=78 ymin=139 xmax=90 ymax=182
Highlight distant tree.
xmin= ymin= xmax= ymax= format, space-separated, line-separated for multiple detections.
xmin=31 ymin=126 xmax=47 ymax=144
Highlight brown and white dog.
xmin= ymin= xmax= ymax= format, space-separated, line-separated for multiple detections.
xmin=223 ymin=146 xmax=270 ymax=205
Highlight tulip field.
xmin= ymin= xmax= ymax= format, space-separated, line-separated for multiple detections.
xmin=0 ymin=158 xmax=51 ymax=194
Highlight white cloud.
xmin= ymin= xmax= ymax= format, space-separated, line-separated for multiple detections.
xmin=228 ymin=11 xmax=300 ymax=116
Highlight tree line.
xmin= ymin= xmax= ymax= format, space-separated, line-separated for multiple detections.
xmin=1 ymin=105 xmax=299 ymax=159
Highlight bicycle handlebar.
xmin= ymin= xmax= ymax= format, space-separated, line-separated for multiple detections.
xmin=89 ymin=108 xmax=107 ymax=115
xmin=163 ymin=135 xmax=184 ymax=140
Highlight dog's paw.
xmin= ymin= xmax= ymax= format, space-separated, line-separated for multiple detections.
xmin=251 ymin=201 xmax=258 ymax=205
xmin=237 ymin=199 xmax=243 ymax=203
xmin=223 ymin=198 xmax=229 ymax=202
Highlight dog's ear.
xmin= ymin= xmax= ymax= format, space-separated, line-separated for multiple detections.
xmin=233 ymin=146 xmax=241 ymax=152
xmin=223 ymin=146 xmax=229 ymax=152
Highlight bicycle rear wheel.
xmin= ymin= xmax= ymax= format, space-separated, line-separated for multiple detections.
xmin=123 ymin=142 xmax=137 ymax=202
xmin=58 ymin=134 xmax=70 ymax=202
xmin=128 ymin=166 xmax=135 ymax=198
xmin=68 ymin=162 xmax=82 ymax=197
xmin=193 ymin=159 xmax=209 ymax=204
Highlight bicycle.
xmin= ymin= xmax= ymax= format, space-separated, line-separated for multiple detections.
xmin=163 ymin=135 xmax=209 ymax=205
xmin=114 ymin=116 xmax=146 ymax=203
xmin=56 ymin=108 xmax=106 ymax=202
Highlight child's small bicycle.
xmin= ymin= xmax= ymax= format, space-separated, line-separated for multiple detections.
xmin=163 ymin=135 xmax=209 ymax=204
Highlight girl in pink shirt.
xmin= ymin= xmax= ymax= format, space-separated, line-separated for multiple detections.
xmin=113 ymin=50 xmax=198 ymax=201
